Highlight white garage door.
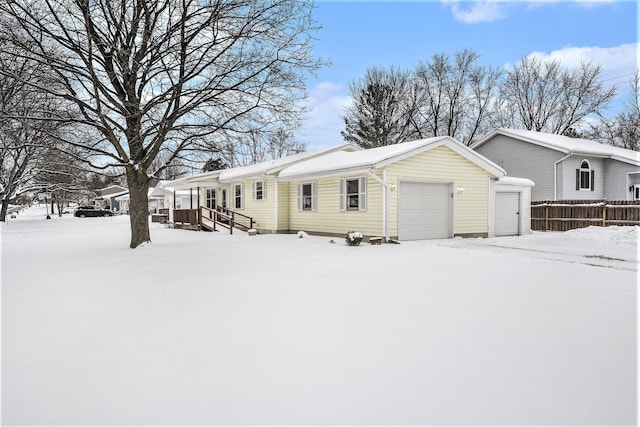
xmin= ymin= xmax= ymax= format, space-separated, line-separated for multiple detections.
xmin=398 ymin=182 xmax=452 ymax=240
xmin=495 ymin=192 xmax=520 ymax=236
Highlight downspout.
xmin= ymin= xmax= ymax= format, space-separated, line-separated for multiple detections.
xmin=368 ymin=169 xmax=389 ymax=241
xmin=274 ymin=177 xmax=279 ymax=233
xmin=554 ymin=153 xmax=574 ymax=200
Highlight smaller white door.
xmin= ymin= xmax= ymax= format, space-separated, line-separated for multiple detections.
xmin=495 ymin=192 xmax=520 ymax=236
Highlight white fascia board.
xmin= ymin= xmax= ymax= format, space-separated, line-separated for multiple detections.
xmin=276 ymin=167 xmax=373 ymax=182
xmin=219 ymin=172 xmax=269 ymax=184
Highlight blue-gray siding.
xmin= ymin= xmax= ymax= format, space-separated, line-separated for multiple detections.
xmin=475 ymin=135 xmax=640 ymax=201
xmin=474 ymin=135 xmax=563 ymax=201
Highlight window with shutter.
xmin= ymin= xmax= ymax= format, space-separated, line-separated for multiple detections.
xmin=341 ymin=176 xmax=367 ymax=212
xmin=578 ymin=160 xmax=593 ymax=191
xmin=254 ymin=180 xmax=266 ymax=201
xmin=298 ymin=182 xmax=316 ymax=211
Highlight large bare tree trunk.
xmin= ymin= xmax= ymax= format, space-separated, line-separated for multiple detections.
xmin=126 ymin=168 xmax=151 ymax=248
xmin=0 ymin=198 xmax=9 ymax=222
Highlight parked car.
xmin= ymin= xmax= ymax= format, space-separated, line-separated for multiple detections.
xmin=74 ymin=206 xmax=114 ymax=218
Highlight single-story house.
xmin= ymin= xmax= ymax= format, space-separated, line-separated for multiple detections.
xmin=94 ymin=184 xmax=129 ymax=210
xmin=162 ymin=136 xmax=534 ymax=240
xmin=471 ymin=128 xmax=640 ymax=201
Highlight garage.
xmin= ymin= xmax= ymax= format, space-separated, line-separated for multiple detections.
xmin=491 ymin=177 xmax=535 ymax=237
xmin=398 ymin=181 xmax=452 ymax=240
xmin=495 ymin=192 xmax=520 ymax=236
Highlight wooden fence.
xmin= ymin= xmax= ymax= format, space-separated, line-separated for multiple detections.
xmin=531 ymin=200 xmax=640 ymax=231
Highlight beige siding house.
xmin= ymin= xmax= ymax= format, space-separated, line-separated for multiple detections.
xmin=277 ymin=136 xmax=506 ymax=240
xmin=161 ymin=136 xmax=534 ymax=240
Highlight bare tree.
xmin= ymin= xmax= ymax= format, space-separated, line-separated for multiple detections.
xmin=414 ymin=49 xmax=501 ymax=145
xmin=35 ymin=147 xmax=87 ymax=216
xmin=587 ymin=71 xmax=640 ymax=151
xmin=0 ymin=47 xmax=67 ymax=221
xmin=0 ymin=0 xmax=324 ymax=247
xmin=268 ymin=127 xmax=307 ymax=159
xmin=341 ymin=66 xmax=418 ymax=148
xmin=342 ymin=51 xmax=500 ymax=148
xmin=494 ymin=56 xmax=616 ymax=135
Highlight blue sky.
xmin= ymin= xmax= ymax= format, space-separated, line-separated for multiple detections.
xmin=300 ymin=1 xmax=638 ymax=149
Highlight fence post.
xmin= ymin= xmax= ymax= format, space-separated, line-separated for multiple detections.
xmin=545 ymin=203 xmax=549 ymax=231
xmin=602 ymin=199 xmax=607 ymax=227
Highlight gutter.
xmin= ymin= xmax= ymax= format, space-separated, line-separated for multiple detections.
xmin=368 ymin=169 xmax=389 ymax=241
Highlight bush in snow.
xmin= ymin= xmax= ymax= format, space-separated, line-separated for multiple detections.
xmin=297 ymin=231 xmax=309 ymax=239
xmin=345 ymin=231 xmax=363 ymax=246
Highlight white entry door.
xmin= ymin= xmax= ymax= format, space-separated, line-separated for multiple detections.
xmin=495 ymin=192 xmax=520 ymax=236
xmin=398 ymin=182 xmax=452 ymax=240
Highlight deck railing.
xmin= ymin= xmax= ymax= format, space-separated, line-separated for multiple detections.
xmin=173 ymin=208 xmax=199 ymax=225
xmin=200 ymin=206 xmax=254 ymax=234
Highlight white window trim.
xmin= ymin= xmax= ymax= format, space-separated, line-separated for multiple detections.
xmin=578 ymin=159 xmax=593 ymax=191
xmin=205 ymin=188 xmax=217 ymax=210
xmin=253 ymin=179 xmax=267 ymax=201
xmin=233 ymin=183 xmax=244 ymax=210
xmin=339 ymin=176 xmax=367 ymax=212
xmin=297 ymin=181 xmax=317 ymax=212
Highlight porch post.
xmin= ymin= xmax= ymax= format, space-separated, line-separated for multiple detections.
xmin=190 ymin=187 xmax=193 ymax=209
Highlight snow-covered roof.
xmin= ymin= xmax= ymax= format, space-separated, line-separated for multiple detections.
xmin=278 ymin=136 xmax=506 ymax=180
xmin=95 ymin=190 xmax=128 ymax=199
xmin=218 ymin=143 xmax=361 ymax=182
xmin=472 ymin=128 xmax=640 ymax=167
xmin=496 ymin=176 xmax=535 ymax=187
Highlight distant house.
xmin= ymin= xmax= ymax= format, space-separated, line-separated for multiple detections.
xmin=94 ymin=184 xmax=128 ymax=211
xmin=162 ymin=137 xmax=534 ymax=240
xmin=471 ymin=129 xmax=640 ymax=201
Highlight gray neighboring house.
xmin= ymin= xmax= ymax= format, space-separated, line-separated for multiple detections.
xmin=471 ymin=129 xmax=640 ymax=201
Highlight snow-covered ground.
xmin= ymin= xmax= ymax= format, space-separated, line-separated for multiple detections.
xmin=2 ymin=206 xmax=637 ymax=425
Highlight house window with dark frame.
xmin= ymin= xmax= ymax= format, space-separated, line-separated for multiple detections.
xmin=206 ymin=189 xmax=217 ymax=210
xmin=577 ymin=160 xmax=594 ymax=191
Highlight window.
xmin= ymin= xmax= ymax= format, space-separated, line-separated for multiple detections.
xmin=340 ymin=177 xmax=367 ymax=212
xmin=576 ymin=160 xmax=594 ymax=191
xmin=206 ymin=189 xmax=217 ymax=210
xmin=297 ymin=182 xmax=317 ymax=211
xmin=254 ymin=180 xmax=266 ymax=201
xmin=233 ymin=183 xmax=244 ymax=209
